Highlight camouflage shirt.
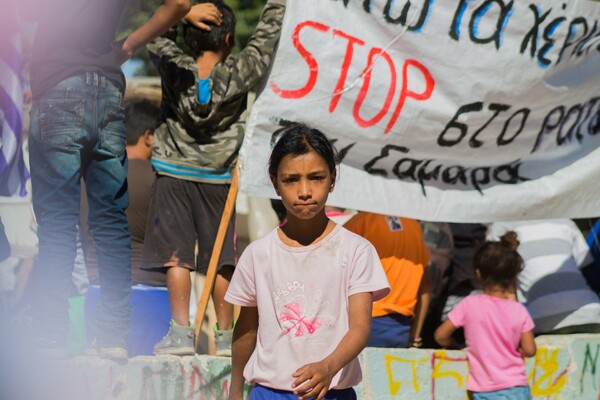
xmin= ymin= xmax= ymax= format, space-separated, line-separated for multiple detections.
xmin=147 ymin=0 xmax=285 ymax=184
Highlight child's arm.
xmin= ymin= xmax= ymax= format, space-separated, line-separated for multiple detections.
xmin=291 ymin=292 xmax=372 ymax=400
xmin=147 ymin=3 xmax=221 ymax=67
xmin=219 ymin=0 xmax=286 ymax=99
xmin=114 ymin=0 xmax=191 ymax=64
xmin=229 ymin=306 xmax=259 ymax=400
xmin=434 ymin=319 xmax=459 ymax=349
xmin=410 ymin=265 xmax=431 ymax=347
xmin=519 ymin=330 xmax=536 ymax=358
xmin=147 ymin=4 xmax=220 ymax=81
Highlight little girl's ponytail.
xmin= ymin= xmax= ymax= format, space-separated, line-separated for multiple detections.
xmin=499 ymin=231 xmax=519 ymax=252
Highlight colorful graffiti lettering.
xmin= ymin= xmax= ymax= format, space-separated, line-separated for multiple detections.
xmin=431 ymin=351 xmax=468 ymax=400
xmin=383 ymin=350 xmax=468 ymax=398
xmin=24 ymin=338 xmax=600 ymax=400
xmin=529 ymin=347 xmax=568 ymax=397
xmin=580 ymin=343 xmax=600 ymax=394
xmin=385 ymin=353 xmax=428 ymax=395
xmin=138 ymin=362 xmax=233 ymax=400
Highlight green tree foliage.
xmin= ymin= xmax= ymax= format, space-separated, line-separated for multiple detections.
xmin=118 ymin=0 xmax=267 ymax=76
xmin=225 ymin=0 xmax=268 ymax=51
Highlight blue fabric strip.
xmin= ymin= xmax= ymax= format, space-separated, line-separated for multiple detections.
xmin=151 ymin=159 xmax=231 ymax=181
xmin=197 ymin=78 xmax=211 ymax=105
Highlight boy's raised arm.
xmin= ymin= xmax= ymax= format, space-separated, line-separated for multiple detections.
xmin=115 ymin=0 xmax=192 ymax=64
xmin=147 ymin=3 xmax=221 ymax=63
xmin=221 ymin=0 xmax=286 ymax=98
xmin=19 ymin=0 xmax=191 ymax=62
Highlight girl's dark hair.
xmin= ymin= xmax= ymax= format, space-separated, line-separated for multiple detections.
xmin=268 ymin=122 xmax=338 ymax=179
xmin=473 ymin=231 xmax=524 ymax=291
xmin=184 ymin=0 xmax=236 ymax=57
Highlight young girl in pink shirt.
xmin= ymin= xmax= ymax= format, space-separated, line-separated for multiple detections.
xmin=435 ymin=231 xmax=536 ymax=400
xmin=225 ymin=123 xmax=389 ymax=400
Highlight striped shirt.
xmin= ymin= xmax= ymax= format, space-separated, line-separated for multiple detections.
xmin=487 ymin=219 xmax=600 ymax=334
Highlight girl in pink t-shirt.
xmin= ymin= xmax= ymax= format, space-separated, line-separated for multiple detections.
xmin=434 ymin=231 xmax=536 ymax=400
xmin=226 ymin=123 xmax=389 ymax=400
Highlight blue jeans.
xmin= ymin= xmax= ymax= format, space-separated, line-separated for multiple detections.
xmin=29 ymin=72 xmax=131 ymax=347
xmin=470 ymin=386 xmax=532 ymax=400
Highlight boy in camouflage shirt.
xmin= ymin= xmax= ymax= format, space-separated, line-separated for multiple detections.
xmin=143 ymin=0 xmax=285 ymax=356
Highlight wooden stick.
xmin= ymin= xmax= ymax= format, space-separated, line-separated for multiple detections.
xmin=193 ymin=160 xmax=239 ymax=352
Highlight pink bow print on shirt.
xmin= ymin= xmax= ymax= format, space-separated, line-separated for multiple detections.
xmin=279 ymin=296 xmax=332 ymax=338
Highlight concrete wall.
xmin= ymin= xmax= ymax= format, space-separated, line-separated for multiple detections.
xmin=20 ymin=334 xmax=600 ymax=400
xmin=358 ymin=334 xmax=600 ymax=399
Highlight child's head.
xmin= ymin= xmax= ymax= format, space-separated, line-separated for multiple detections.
xmin=473 ymin=231 xmax=524 ymax=291
xmin=268 ymin=122 xmax=338 ymax=220
xmin=124 ymin=99 xmax=159 ymax=145
xmin=268 ymin=123 xmax=337 ymax=180
xmin=184 ymin=0 xmax=236 ymax=58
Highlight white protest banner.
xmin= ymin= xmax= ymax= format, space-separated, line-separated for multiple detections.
xmin=240 ymin=0 xmax=600 ymax=222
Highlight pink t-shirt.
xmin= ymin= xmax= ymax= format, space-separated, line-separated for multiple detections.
xmin=225 ymin=224 xmax=390 ymax=391
xmin=448 ymin=294 xmax=534 ymax=392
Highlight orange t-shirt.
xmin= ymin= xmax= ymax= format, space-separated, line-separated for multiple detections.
xmin=344 ymin=212 xmax=430 ymax=317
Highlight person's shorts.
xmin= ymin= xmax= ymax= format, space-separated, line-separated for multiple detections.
xmin=250 ymin=384 xmax=356 ymax=400
xmin=368 ymin=313 xmax=412 ymax=348
xmin=142 ymin=175 xmax=235 ymax=273
xmin=470 ymin=386 xmax=532 ymax=400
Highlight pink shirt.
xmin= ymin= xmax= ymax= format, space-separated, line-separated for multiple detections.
xmin=225 ymin=224 xmax=390 ymax=391
xmin=448 ymin=294 xmax=534 ymax=392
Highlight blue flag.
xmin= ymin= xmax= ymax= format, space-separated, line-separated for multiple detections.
xmin=0 ymin=9 xmax=30 ymax=197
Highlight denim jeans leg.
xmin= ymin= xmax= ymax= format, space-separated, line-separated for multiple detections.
xmin=72 ymin=226 xmax=90 ymax=296
xmin=82 ymin=77 xmax=131 ymax=347
xmin=29 ymin=82 xmax=86 ymax=344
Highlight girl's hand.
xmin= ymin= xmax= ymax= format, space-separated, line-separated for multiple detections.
xmin=292 ymin=360 xmax=335 ymax=400
xmin=184 ymin=3 xmax=222 ymax=31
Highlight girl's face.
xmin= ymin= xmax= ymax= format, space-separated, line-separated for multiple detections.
xmin=271 ymin=148 xmax=335 ymax=221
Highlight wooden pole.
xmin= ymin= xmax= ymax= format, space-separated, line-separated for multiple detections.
xmin=193 ymin=160 xmax=239 ymax=352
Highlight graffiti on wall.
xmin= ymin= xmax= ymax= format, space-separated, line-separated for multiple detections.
xmin=580 ymin=343 xmax=600 ymax=395
xmin=28 ymin=339 xmax=600 ymax=400
xmin=528 ymin=348 xmax=568 ymax=397
xmin=378 ymin=343 xmax=600 ymax=399
xmin=139 ymin=362 xmax=233 ymax=400
xmin=382 ymin=350 xmax=469 ymax=399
